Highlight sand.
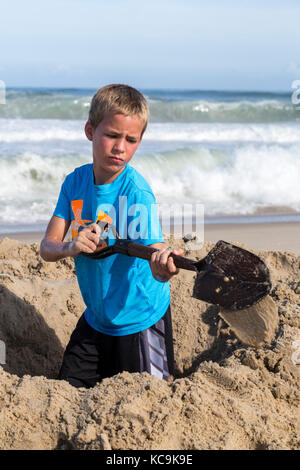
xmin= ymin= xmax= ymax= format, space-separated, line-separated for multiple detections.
xmin=1 ymin=220 xmax=300 ymax=254
xmin=0 ymin=235 xmax=299 ymax=450
xmin=219 ymin=295 xmax=279 ymax=348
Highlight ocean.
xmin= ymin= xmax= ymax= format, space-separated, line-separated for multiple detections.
xmin=0 ymin=87 xmax=299 ymax=233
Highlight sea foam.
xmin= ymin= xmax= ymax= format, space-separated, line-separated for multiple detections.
xmin=0 ymin=88 xmax=298 ymax=228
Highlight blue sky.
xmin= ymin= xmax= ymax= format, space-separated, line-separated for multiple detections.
xmin=1 ymin=0 xmax=299 ymax=90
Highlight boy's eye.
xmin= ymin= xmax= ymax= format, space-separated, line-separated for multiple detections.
xmin=105 ymin=133 xmax=137 ymax=144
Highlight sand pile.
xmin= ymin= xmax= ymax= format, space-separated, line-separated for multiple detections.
xmin=0 ymin=237 xmax=299 ymax=450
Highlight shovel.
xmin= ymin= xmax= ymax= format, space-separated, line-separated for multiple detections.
xmin=81 ymin=222 xmax=271 ymax=310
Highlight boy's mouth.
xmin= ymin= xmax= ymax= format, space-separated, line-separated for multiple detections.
xmin=109 ymin=156 xmax=124 ymax=164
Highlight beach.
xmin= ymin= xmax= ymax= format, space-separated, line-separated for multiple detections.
xmin=1 ymin=220 xmax=299 ymax=254
xmin=0 ymin=230 xmax=299 ymax=450
xmin=0 ymin=87 xmax=299 ymax=450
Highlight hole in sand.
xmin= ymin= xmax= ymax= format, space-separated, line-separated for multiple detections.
xmin=0 ymin=285 xmax=64 ymax=379
xmin=0 ymin=284 xmax=240 ymax=383
xmin=173 ymin=305 xmax=242 ymax=379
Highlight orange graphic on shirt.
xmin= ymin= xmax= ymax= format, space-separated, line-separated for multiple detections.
xmin=95 ymin=210 xmax=113 ymax=225
xmin=94 ymin=211 xmax=113 ymax=251
xmin=71 ymin=200 xmax=113 ymax=243
xmin=71 ymin=200 xmax=92 ymax=239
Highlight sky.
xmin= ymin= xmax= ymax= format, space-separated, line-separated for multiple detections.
xmin=0 ymin=0 xmax=299 ymax=90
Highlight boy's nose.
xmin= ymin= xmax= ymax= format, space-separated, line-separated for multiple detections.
xmin=113 ymin=138 xmax=125 ymax=153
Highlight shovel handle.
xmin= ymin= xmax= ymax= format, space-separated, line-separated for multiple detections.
xmin=126 ymin=241 xmax=197 ymax=272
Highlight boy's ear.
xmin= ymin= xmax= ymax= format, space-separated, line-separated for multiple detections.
xmin=85 ymin=120 xmax=94 ymax=141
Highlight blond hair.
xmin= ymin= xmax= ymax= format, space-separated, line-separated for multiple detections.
xmin=88 ymin=84 xmax=149 ymax=136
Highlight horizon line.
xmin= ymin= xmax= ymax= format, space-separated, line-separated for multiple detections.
xmin=4 ymin=85 xmax=292 ymax=94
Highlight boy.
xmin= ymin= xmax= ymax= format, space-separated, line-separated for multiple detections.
xmin=40 ymin=84 xmax=183 ymax=388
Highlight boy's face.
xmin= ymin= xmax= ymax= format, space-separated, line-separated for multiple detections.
xmin=85 ymin=112 xmax=144 ymax=185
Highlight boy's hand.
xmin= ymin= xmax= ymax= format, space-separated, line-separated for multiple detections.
xmin=68 ymin=223 xmax=105 ymax=258
xmin=150 ymin=247 xmax=184 ymax=282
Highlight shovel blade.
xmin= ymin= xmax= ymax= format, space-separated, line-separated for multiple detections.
xmin=192 ymin=240 xmax=271 ymax=309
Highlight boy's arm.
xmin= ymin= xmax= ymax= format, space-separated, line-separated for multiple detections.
xmin=148 ymin=242 xmax=184 ymax=282
xmin=40 ymin=215 xmax=102 ymax=262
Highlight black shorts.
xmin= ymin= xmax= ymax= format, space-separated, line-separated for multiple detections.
xmin=58 ymin=306 xmax=174 ymax=388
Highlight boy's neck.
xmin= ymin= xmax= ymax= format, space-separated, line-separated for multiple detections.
xmin=93 ymin=165 xmax=126 ymax=185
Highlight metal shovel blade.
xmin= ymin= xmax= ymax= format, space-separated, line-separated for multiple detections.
xmin=192 ymin=240 xmax=272 ymax=309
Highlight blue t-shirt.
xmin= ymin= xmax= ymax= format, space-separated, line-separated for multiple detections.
xmin=54 ymin=163 xmax=170 ymax=336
